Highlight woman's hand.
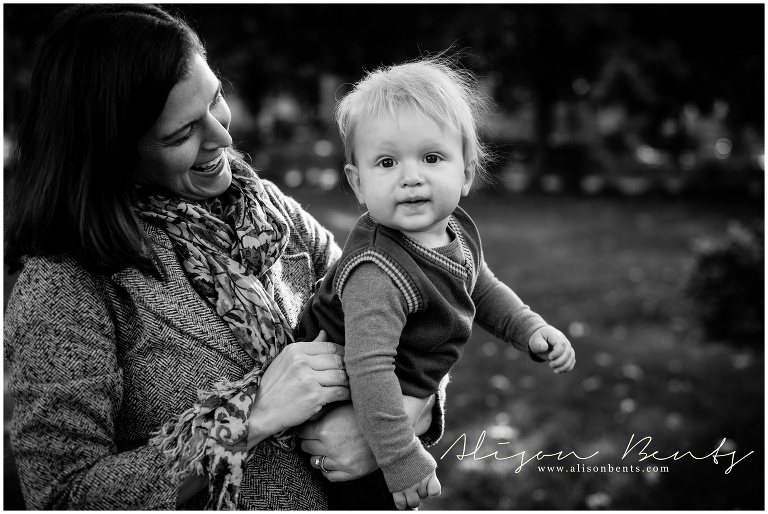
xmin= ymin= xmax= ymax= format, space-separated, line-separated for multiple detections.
xmin=298 ymin=402 xmax=375 ymax=482
xmin=298 ymin=394 xmax=434 ymax=481
xmin=247 ymin=331 xmax=349 ymax=450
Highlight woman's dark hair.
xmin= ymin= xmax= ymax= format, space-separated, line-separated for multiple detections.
xmin=5 ymin=4 xmax=206 ymax=275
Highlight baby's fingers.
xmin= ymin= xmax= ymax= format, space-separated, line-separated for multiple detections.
xmin=551 ymin=347 xmax=576 ymax=373
xmin=547 ymin=341 xmax=566 ymax=362
xmin=404 ymin=489 xmax=422 ymax=509
xmin=392 ymin=492 xmax=407 ymax=510
xmin=417 ymin=478 xmax=428 ymax=499
xmin=528 ymin=333 xmax=549 ymax=354
xmin=427 ymin=474 xmax=442 ymax=497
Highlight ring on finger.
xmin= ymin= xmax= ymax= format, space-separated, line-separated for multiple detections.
xmin=317 ymin=455 xmax=330 ymax=473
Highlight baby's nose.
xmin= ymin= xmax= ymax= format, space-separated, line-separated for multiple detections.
xmin=400 ymin=162 xmax=423 ymax=186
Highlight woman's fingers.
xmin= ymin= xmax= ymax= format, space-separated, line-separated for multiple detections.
xmin=266 ymin=343 xmax=346 ymax=383
xmin=306 ymin=352 xmax=345 ymax=372
xmin=318 ymin=385 xmax=350 ymax=405
xmin=302 ymin=332 xmax=345 ymax=356
xmin=320 ymin=470 xmax=355 ymax=482
xmin=298 ymin=403 xmax=379 ymax=479
xmin=315 ymin=368 xmax=349 ymax=387
xmin=312 ymin=329 xmax=330 ymax=342
xmin=310 ymin=454 xmax=335 ymax=472
xmin=307 ymin=453 xmax=359 ymax=483
xmin=248 ymin=338 xmax=350 ymax=438
xmin=299 ymin=436 xmax=325 ymax=455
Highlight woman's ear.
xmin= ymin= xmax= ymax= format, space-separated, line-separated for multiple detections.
xmin=461 ymin=162 xmax=476 ymax=196
xmin=344 ymin=164 xmax=365 ymax=205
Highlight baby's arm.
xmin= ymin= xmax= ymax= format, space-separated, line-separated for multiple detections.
xmin=340 ymin=263 xmax=437 ymax=497
xmin=472 ymin=259 xmax=575 ymax=372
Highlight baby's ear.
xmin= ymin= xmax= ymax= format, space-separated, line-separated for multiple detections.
xmin=344 ymin=164 xmax=365 ymax=205
xmin=461 ymin=162 xmax=476 ymax=196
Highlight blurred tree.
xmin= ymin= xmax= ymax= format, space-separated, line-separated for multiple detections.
xmin=447 ymin=4 xmax=763 ymax=180
xmin=174 ymin=5 xmax=464 ymax=123
xmin=445 ymin=4 xmax=617 ymax=182
xmin=590 ymin=5 xmax=764 ymax=155
xmin=4 ymin=4 xmax=763 ymax=167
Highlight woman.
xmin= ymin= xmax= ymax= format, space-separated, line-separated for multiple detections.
xmin=4 ymin=5 xmax=441 ymax=510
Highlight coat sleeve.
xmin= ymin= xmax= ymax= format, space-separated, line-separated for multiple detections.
xmin=260 ymin=179 xmax=342 ymax=278
xmin=4 ymin=258 xmax=178 ymax=510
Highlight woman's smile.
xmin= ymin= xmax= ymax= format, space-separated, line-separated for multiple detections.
xmin=191 ymin=152 xmax=224 ymax=173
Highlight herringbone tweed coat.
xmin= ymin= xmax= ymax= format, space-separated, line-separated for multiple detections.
xmin=4 ymin=180 xmax=383 ymax=509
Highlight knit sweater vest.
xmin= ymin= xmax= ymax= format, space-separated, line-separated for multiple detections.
xmin=297 ymin=206 xmax=482 ymax=398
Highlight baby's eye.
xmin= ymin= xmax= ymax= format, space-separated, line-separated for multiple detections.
xmin=424 ymin=154 xmax=441 ymax=164
xmin=380 ymin=158 xmax=395 ymax=168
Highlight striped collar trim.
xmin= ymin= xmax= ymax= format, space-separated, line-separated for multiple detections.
xmin=363 ymin=213 xmax=475 ymax=282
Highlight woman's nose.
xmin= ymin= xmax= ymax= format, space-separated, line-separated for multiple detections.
xmin=202 ymin=107 xmax=233 ymax=151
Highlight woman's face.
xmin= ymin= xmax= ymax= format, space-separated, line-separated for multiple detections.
xmin=137 ymin=53 xmax=233 ymax=200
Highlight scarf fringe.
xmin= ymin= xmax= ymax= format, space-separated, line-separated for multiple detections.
xmin=150 ymin=407 xmax=206 ymax=487
xmin=150 ymin=368 xmax=296 ymax=510
xmin=150 ymin=369 xmax=265 ymax=509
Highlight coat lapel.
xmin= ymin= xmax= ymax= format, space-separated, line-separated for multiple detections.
xmin=110 ymin=223 xmax=255 ymax=372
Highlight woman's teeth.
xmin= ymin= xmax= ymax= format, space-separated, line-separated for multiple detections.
xmin=190 ymin=154 xmax=222 ymax=172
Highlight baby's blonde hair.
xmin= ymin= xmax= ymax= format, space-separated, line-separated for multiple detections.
xmin=335 ymin=54 xmax=491 ymax=179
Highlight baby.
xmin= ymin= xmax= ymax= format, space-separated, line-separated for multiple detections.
xmin=298 ymin=55 xmax=575 ymax=510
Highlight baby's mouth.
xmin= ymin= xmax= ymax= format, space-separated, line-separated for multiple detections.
xmin=190 ymin=153 xmax=223 ymax=173
xmin=401 ymin=197 xmax=429 ymax=205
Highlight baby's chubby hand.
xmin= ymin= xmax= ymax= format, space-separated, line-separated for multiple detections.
xmin=528 ymin=325 xmax=576 ymax=373
xmin=392 ymin=471 xmax=441 ymax=510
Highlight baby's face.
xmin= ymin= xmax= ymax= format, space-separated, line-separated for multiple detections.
xmin=345 ymin=110 xmax=473 ymax=248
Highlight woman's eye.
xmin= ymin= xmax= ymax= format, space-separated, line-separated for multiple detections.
xmin=171 ymin=124 xmax=197 ymax=147
xmin=380 ymin=158 xmax=395 ymax=168
xmin=424 ymin=154 xmax=441 ymax=164
xmin=211 ymin=85 xmax=224 ymax=107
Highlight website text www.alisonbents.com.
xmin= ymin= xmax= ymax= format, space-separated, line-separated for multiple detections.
xmin=537 ymin=463 xmax=669 ymax=474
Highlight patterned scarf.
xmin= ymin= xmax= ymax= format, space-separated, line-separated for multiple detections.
xmin=137 ymin=167 xmax=295 ymax=509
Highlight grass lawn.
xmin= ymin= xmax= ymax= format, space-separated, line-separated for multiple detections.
xmin=3 ymin=188 xmax=763 ymax=510
xmin=294 ymin=188 xmax=764 ymax=510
